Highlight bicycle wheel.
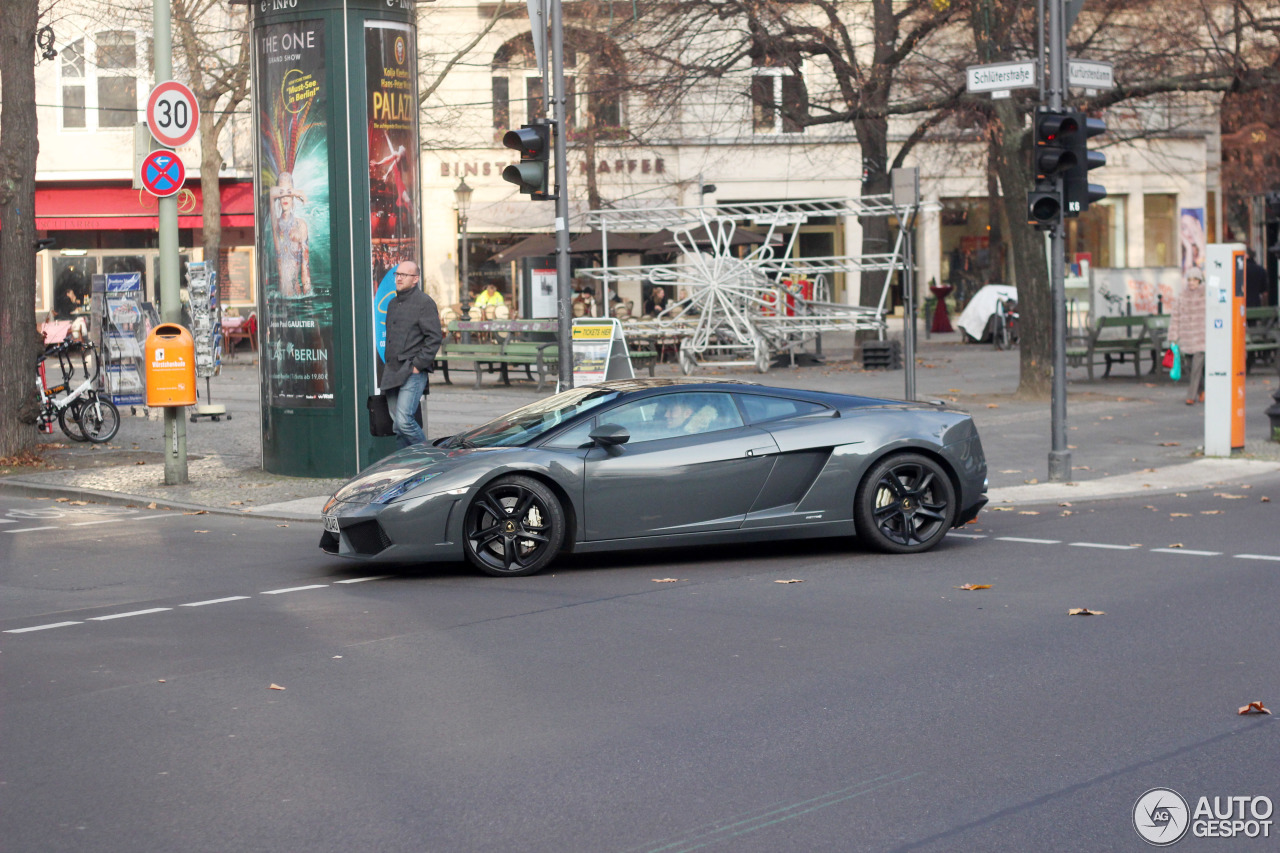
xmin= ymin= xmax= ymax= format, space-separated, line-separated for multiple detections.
xmin=76 ymin=396 xmax=120 ymax=443
xmin=58 ymin=399 xmax=89 ymax=442
xmin=993 ymin=316 xmax=1009 ymax=351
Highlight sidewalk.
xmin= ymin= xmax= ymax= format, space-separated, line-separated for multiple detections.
xmin=4 ymin=330 xmax=1279 ymax=520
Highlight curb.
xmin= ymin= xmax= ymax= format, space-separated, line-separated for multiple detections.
xmin=0 ymin=477 xmax=324 ymax=523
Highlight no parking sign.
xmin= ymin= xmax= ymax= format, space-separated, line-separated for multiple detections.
xmin=139 ymin=150 xmax=186 ymax=198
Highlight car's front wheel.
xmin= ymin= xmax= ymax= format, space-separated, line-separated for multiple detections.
xmin=855 ymin=453 xmax=955 ymax=554
xmin=463 ymin=475 xmax=565 ymax=577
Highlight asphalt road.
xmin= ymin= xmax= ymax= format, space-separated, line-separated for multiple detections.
xmin=3 ymin=481 xmax=1279 ymax=853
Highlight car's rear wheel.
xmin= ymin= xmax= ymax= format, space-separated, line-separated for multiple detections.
xmin=463 ymin=475 xmax=565 ymax=577
xmin=855 ymin=453 xmax=955 ymax=554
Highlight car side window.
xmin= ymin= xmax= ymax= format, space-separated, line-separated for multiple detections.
xmin=605 ymin=392 xmax=744 ymax=444
xmin=543 ymin=419 xmax=595 ymax=449
xmin=735 ymin=394 xmax=830 ymax=425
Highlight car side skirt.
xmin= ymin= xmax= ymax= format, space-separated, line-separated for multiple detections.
xmin=566 ymin=519 xmax=854 ymax=555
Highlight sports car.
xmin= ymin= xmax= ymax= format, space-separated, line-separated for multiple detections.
xmin=320 ymin=378 xmax=988 ymax=577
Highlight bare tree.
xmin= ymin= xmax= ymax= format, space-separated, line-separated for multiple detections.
xmin=0 ymin=0 xmax=45 ymax=457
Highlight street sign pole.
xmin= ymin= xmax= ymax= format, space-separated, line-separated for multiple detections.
xmin=1047 ymin=0 xmax=1070 ymax=482
xmin=550 ymin=0 xmax=573 ymax=389
xmin=153 ymin=0 xmax=186 ymax=484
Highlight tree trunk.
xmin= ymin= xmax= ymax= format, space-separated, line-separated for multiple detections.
xmin=198 ymin=93 xmax=223 ymax=284
xmin=0 ymin=0 xmax=43 ymax=457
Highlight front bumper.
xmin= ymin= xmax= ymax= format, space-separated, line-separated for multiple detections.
xmin=319 ymin=490 xmax=468 ymax=563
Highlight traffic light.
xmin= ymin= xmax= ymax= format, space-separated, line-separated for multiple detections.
xmin=501 ymin=122 xmax=551 ymax=199
xmin=1026 ymin=108 xmax=1078 ymax=229
xmin=1063 ymin=113 xmax=1106 ymax=217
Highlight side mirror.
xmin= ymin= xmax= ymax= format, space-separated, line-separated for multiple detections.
xmin=589 ymin=423 xmax=630 ymax=446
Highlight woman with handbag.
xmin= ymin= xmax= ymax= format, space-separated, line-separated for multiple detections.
xmin=1168 ymin=267 xmax=1206 ymax=405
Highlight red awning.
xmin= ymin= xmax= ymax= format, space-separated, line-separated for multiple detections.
xmin=31 ymin=181 xmax=253 ymax=231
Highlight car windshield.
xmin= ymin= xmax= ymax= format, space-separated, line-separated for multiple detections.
xmin=448 ymin=386 xmax=622 ymax=448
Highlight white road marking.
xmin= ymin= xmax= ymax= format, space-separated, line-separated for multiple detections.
xmin=4 ymin=527 xmax=58 ymax=534
xmin=334 ymin=576 xmax=392 ymax=584
xmin=1150 ymin=548 xmax=1222 ymax=556
xmin=0 ymin=519 xmax=18 ymax=524
xmin=261 ymin=584 xmax=329 ymax=595
xmin=1234 ymin=554 xmax=1280 ymax=562
xmin=70 ymin=515 xmax=178 ymax=527
xmin=946 ymin=533 xmax=987 ymax=540
xmin=997 ymin=537 xmax=1062 ymax=545
xmin=1069 ymin=542 xmax=1137 ymax=550
xmin=87 ymin=608 xmax=173 ymax=621
xmin=180 ymin=596 xmax=252 ymax=607
xmin=4 ymin=621 xmax=82 ymax=633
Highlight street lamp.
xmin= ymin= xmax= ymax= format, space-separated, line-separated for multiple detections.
xmin=454 ymin=178 xmax=473 ymax=319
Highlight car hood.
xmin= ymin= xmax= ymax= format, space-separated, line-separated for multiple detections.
xmin=331 ymin=444 xmax=490 ymax=503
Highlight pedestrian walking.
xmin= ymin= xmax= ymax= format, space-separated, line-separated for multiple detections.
xmin=1169 ymin=266 xmax=1206 ymax=405
xmin=380 ymin=261 xmax=442 ymax=447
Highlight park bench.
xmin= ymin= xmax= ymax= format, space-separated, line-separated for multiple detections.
xmin=1246 ymin=305 xmax=1279 ymax=373
xmin=436 ymin=320 xmax=560 ymax=391
xmin=1067 ymin=315 xmax=1161 ymax=380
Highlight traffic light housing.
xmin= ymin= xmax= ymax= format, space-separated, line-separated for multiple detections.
xmin=501 ymin=122 xmax=551 ymax=199
xmin=1063 ymin=114 xmax=1106 ymax=217
xmin=1027 ymin=108 xmax=1078 ymax=229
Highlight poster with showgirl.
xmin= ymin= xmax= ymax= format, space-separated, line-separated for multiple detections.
xmin=255 ymin=19 xmax=335 ymax=407
xmin=366 ymin=21 xmax=422 ymax=388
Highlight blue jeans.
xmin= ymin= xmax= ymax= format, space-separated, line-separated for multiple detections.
xmin=387 ymin=370 xmax=428 ymax=448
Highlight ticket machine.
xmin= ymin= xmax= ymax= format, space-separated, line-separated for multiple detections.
xmin=1203 ymin=243 xmax=1246 ymax=456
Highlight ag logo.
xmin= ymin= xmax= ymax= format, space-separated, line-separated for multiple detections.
xmin=1134 ymin=788 xmax=1190 ymax=845
xmin=155 ymin=348 xmax=165 ymax=362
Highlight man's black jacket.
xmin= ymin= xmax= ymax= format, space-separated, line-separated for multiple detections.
xmin=380 ymin=287 xmax=442 ymax=392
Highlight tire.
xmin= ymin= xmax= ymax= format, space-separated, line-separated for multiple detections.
xmin=854 ymin=453 xmax=956 ymax=554
xmin=59 ymin=400 xmax=89 ymax=442
xmin=76 ymin=396 xmax=120 ymax=444
xmin=463 ymin=475 xmax=565 ymax=577
xmin=993 ymin=316 xmax=1008 ymax=351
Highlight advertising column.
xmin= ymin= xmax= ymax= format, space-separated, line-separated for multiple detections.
xmin=1203 ymin=243 xmax=1246 ymax=457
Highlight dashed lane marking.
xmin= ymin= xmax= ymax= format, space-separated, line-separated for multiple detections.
xmin=1235 ymin=554 xmax=1280 ymax=562
xmin=946 ymin=533 xmax=987 ymax=540
xmin=996 ymin=536 xmax=1062 ymax=545
xmin=1150 ymin=548 xmax=1223 ymax=556
xmin=180 ymin=596 xmax=252 ymax=607
xmin=87 ymin=608 xmax=173 ymax=621
xmin=4 ymin=527 xmax=58 ymax=534
xmin=1069 ymin=542 xmax=1138 ymax=550
xmin=261 ymin=584 xmax=329 ymax=595
xmin=5 ymin=621 xmax=82 ymax=633
xmin=334 ymin=575 xmax=392 ymax=584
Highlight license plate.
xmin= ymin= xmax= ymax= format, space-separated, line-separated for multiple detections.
xmin=323 ymin=515 xmax=339 ymax=534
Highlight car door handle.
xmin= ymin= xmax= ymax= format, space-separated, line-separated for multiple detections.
xmin=745 ymin=446 xmax=776 ymax=457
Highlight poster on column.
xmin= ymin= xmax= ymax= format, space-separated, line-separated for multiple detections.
xmin=366 ymin=21 xmax=422 ymax=388
xmin=255 ymin=19 xmax=335 ymax=407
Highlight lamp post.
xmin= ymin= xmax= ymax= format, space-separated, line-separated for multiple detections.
xmin=454 ymin=178 xmax=473 ymax=319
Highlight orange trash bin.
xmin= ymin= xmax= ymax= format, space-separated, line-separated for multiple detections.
xmin=145 ymin=323 xmax=197 ymax=407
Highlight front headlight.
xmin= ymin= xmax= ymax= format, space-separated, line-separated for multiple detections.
xmin=372 ymin=471 xmax=443 ymax=504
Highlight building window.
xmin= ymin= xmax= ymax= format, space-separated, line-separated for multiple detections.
xmin=61 ymin=39 xmax=86 ymax=129
xmin=1066 ymin=196 xmax=1126 ymax=269
xmin=1144 ymin=194 xmax=1178 ymax=267
xmin=96 ymin=31 xmax=138 ymax=128
xmin=750 ymin=48 xmax=805 ymax=135
xmin=492 ymin=34 xmax=621 ymax=142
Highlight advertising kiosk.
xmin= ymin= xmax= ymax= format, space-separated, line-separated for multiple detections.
xmin=1203 ymin=243 xmax=1247 ymax=456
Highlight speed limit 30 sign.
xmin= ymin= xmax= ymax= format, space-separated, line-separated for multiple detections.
xmin=146 ymin=80 xmax=200 ymax=148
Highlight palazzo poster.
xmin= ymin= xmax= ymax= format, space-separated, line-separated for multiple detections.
xmin=366 ymin=21 xmax=422 ymax=387
xmin=255 ymin=19 xmax=335 ymax=407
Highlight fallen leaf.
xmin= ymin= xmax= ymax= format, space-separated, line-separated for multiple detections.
xmin=55 ymin=497 xmax=69 ymax=503
xmin=1023 ymin=478 xmax=1040 ymax=485
xmin=229 ymin=501 xmax=243 ymax=506
xmin=1001 ymin=469 xmax=1022 ymax=474
xmin=193 ymin=530 xmax=209 ymax=533
xmin=1238 ymin=701 xmax=1272 ymax=716
xmin=1018 ymin=511 xmax=1040 ymax=515
xmin=183 ymin=510 xmax=208 ymax=515
xmin=1167 ymin=543 xmax=1184 ymax=548
xmin=1170 ymin=513 xmax=1191 ymax=517
xmin=989 ymin=506 xmax=1015 ymax=512
xmin=147 ymin=502 xmax=157 ymax=509
xmin=68 ymin=500 xmax=87 ymax=506
xmin=1175 ymin=493 xmax=1188 ymax=497
xmin=135 ymin=460 xmax=147 ymax=466
xmin=774 ymin=579 xmax=804 ymax=584
xmin=1201 ymin=510 xmax=1224 ymax=515
xmin=276 ymin=524 xmax=289 ymax=528
xmin=1099 ymin=416 xmax=1114 ymax=421
xmin=1129 ymin=544 xmax=1143 ymax=547
xmin=1078 ymin=466 xmax=1091 ymax=471
xmin=1144 ymin=505 xmax=1157 ymax=510
xmin=652 ymin=578 xmax=679 ymax=583
xmin=269 ymin=684 xmax=286 ymax=691
xmin=1059 ymin=502 xmax=1073 ymax=507
xmin=986 ymin=403 xmax=999 ymax=409
xmin=1143 ymin=468 xmax=1157 ymax=473
xmin=1242 ymin=485 xmax=1253 ymax=490
xmin=1159 ymin=442 xmax=1181 ymax=447
xmin=953 ymin=584 xmax=992 ymax=591
xmin=1068 ymin=608 xmax=1105 ymax=616
xmin=948 ymin=388 xmax=961 ymax=393
xmin=158 ymin=679 xmax=165 ymax=683
xmin=1061 ymin=510 xmax=1074 ymax=516
xmin=1214 ymin=493 xmax=1246 ymax=499
xmin=1263 ymin=497 xmax=1272 ymax=503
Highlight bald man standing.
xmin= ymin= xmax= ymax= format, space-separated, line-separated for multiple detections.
xmin=380 ymin=261 xmax=441 ymax=447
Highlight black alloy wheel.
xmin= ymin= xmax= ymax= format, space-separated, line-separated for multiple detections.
xmin=463 ymin=475 xmax=565 ymax=577
xmin=855 ymin=453 xmax=955 ymax=554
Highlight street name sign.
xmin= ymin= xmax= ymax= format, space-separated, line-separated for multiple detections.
xmin=1068 ymin=60 xmax=1114 ymax=90
xmin=140 ymin=150 xmax=186 ymax=198
xmin=966 ymin=61 xmax=1037 ymax=95
xmin=146 ymin=80 xmax=200 ymax=149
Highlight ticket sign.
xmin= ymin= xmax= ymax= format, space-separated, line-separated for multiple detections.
xmin=572 ymin=318 xmax=634 ymax=386
xmin=140 ymin=150 xmax=185 ymax=198
xmin=146 ymin=80 xmax=200 ymax=148
xmin=1203 ymin=243 xmax=1246 ymax=456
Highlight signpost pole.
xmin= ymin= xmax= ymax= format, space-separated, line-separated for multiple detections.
xmin=1047 ymin=0 xmax=1070 ymax=482
xmin=153 ymin=0 xmax=186 ymax=484
xmin=550 ymin=0 xmax=573 ymax=389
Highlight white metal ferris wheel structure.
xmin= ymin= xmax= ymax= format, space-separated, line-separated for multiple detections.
xmin=578 ymin=195 xmax=920 ymax=373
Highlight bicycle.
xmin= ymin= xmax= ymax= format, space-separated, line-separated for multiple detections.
xmin=35 ymin=337 xmax=120 ymax=443
xmin=992 ymin=298 xmax=1019 ymax=351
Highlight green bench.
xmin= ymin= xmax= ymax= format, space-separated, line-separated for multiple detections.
xmin=1068 ymin=315 xmax=1163 ymax=380
xmin=437 ymin=321 xmax=560 ymax=391
xmin=1246 ymin=305 xmax=1279 ymax=373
